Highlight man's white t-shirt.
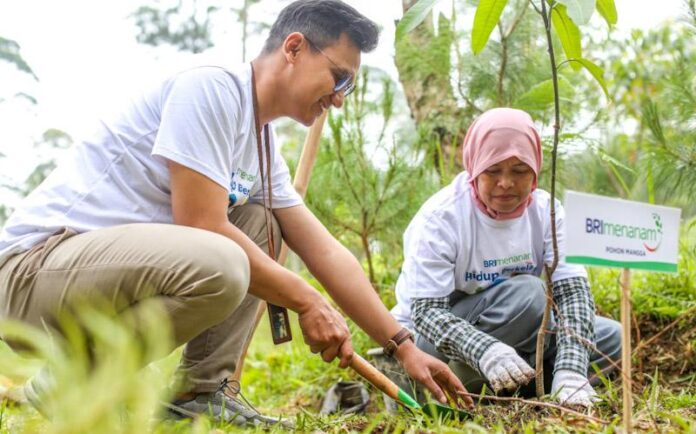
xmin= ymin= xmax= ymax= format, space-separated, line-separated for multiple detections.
xmin=391 ymin=171 xmax=586 ymax=328
xmin=0 ymin=64 xmax=302 ymax=267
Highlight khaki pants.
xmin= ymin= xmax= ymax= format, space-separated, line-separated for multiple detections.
xmin=0 ymin=203 xmax=280 ymax=394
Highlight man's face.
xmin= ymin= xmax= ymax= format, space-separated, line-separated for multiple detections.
xmin=287 ymin=33 xmax=361 ymax=126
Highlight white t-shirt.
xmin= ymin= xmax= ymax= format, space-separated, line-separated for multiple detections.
xmin=0 ymin=64 xmax=302 ymax=267
xmin=391 ymin=171 xmax=586 ymax=328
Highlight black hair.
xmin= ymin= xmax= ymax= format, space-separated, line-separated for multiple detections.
xmin=262 ymin=0 xmax=380 ymax=55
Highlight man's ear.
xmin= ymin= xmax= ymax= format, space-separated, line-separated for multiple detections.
xmin=282 ymin=32 xmax=305 ymax=64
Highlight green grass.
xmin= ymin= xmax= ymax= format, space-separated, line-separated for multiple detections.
xmin=0 ymin=247 xmax=694 ymax=433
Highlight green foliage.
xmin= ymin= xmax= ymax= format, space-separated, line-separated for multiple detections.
xmin=548 ymin=18 xmax=696 ymax=217
xmin=556 ymin=0 xmax=596 ymax=25
xmin=395 ymin=13 xmax=456 ymax=90
xmin=0 ymin=300 xmax=175 ymax=434
xmin=0 ymin=1 xmax=694 ymax=431
xmin=0 ymin=37 xmax=37 ymax=80
xmin=232 ymin=0 xmax=264 ymax=61
xmin=0 ymin=291 xmax=694 ymax=432
xmin=395 ymin=0 xmax=442 ymax=43
xmin=0 ymin=41 xmax=66 ymax=227
xmin=471 ymin=0 xmax=509 ymax=54
xmin=19 ymin=129 xmax=73 ymax=196
xmin=590 ymin=242 xmax=696 ymax=319
xmin=595 ymin=0 xmax=617 ymax=26
xmin=0 ymin=207 xmax=9 ymax=227
xmin=567 ymin=57 xmax=609 ymax=97
xmin=639 ymin=63 xmax=696 ymax=206
xmin=550 ymin=3 xmax=582 ymax=67
xmin=587 ymin=22 xmax=696 ymax=213
xmin=664 ymin=391 xmax=696 ymax=410
xmin=395 ymin=7 xmax=470 ymax=183
xmin=0 ymin=128 xmax=73 ymax=219
xmin=455 ymin=1 xmax=546 ymax=106
xmin=513 ymin=76 xmax=576 ymax=111
xmin=131 ymin=1 xmax=216 ymax=53
xmin=305 ymin=69 xmax=438 ymax=286
xmin=397 ymin=0 xmax=618 ymax=193
xmin=130 ymin=0 xmax=267 ymax=57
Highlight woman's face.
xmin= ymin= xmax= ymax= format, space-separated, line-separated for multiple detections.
xmin=476 ymin=156 xmax=535 ymax=213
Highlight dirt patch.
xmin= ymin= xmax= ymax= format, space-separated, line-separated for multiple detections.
xmin=633 ymin=313 xmax=696 ymax=389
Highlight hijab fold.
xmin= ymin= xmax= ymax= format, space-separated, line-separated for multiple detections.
xmin=462 ymin=108 xmax=543 ymax=220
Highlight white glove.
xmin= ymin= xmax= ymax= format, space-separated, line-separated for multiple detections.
xmin=551 ymin=369 xmax=598 ymax=408
xmin=479 ymin=342 xmax=535 ymax=392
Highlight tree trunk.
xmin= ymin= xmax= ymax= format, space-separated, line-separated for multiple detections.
xmin=395 ymin=1 xmax=468 ymax=181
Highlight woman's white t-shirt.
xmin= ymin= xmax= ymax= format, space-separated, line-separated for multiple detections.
xmin=391 ymin=171 xmax=586 ymax=328
xmin=0 ymin=64 xmax=302 ymax=266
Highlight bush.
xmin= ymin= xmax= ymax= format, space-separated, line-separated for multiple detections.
xmin=590 ymin=242 xmax=696 ymax=320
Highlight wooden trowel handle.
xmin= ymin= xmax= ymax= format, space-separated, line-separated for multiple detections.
xmin=349 ymin=353 xmax=400 ymax=400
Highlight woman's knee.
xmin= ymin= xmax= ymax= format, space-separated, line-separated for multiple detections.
xmin=595 ymin=316 xmax=622 ymax=362
xmin=500 ymin=274 xmax=547 ymax=320
xmin=453 ymin=275 xmax=547 ymax=347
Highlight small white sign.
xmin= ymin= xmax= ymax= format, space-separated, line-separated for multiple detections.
xmin=564 ymin=191 xmax=681 ymax=273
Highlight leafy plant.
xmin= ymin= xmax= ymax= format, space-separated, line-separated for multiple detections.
xmin=0 ymin=299 xmax=175 ymax=434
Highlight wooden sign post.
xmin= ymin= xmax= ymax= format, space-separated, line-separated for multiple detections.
xmin=564 ymin=191 xmax=681 ymax=434
xmin=620 ymin=267 xmax=632 ymax=431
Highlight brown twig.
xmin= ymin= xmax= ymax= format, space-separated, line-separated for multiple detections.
xmin=632 ymin=309 xmax=643 ymax=373
xmin=496 ymin=22 xmax=508 ymax=105
xmin=534 ymin=0 xmax=562 ymax=397
xmin=459 ymin=392 xmax=610 ymax=425
xmin=536 ymin=269 xmax=555 ymax=396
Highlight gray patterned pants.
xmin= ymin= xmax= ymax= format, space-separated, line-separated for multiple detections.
xmin=416 ymin=275 xmax=622 ymax=394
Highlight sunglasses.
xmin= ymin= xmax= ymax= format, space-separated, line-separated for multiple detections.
xmin=304 ymin=35 xmax=355 ymax=96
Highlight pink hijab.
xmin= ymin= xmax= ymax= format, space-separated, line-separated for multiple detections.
xmin=462 ymin=108 xmax=543 ymax=220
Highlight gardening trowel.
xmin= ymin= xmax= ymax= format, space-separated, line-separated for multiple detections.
xmin=349 ymin=353 xmax=473 ymax=420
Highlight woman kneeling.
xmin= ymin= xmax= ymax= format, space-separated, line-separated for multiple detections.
xmin=391 ymin=108 xmax=621 ymax=408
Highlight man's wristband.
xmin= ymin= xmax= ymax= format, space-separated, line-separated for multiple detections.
xmin=384 ymin=328 xmax=414 ymax=358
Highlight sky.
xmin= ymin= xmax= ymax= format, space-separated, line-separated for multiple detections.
xmin=0 ymin=0 xmax=688 ymax=207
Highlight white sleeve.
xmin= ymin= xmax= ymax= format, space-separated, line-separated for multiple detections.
xmin=545 ymin=199 xmax=588 ymax=281
xmin=152 ymin=68 xmax=239 ymax=191
xmin=249 ymin=125 xmax=303 ymax=209
xmin=398 ymin=212 xmax=457 ymax=299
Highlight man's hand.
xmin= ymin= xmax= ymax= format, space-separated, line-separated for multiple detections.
xmin=298 ymin=295 xmax=354 ymax=368
xmin=479 ymin=342 xmax=535 ymax=392
xmin=395 ymin=341 xmax=474 ymax=409
xmin=551 ymin=369 xmax=597 ymax=408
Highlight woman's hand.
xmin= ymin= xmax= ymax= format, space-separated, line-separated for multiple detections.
xmin=479 ymin=342 xmax=535 ymax=392
xmin=395 ymin=341 xmax=474 ymax=409
xmin=551 ymin=370 xmax=598 ymax=408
